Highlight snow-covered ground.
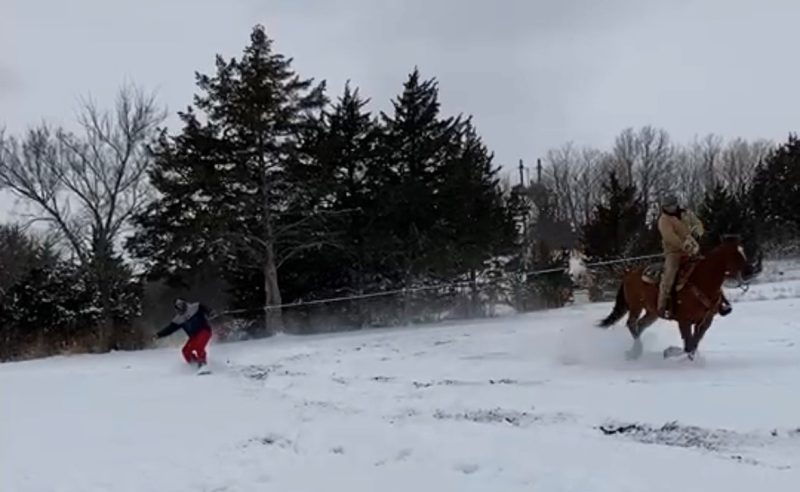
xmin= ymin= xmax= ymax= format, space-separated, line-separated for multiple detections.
xmin=3 ymin=264 xmax=800 ymax=491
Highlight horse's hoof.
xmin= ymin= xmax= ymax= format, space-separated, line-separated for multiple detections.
xmin=626 ymin=339 xmax=643 ymax=360
xmin=663 ymin=346 xmax=685 ymax=359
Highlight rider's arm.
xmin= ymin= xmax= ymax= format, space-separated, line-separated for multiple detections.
xmin=684 ymin=210 xmax=704 ymax=237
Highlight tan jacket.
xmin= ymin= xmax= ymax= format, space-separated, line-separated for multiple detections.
xmin=658 ymin=209 xmax=704 ymax=255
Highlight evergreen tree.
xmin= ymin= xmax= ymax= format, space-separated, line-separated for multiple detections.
xmin=750 ymin=133 xmax=800 ymax=249
xmin=128 ymin=25 xmax=328 ymax=334
xmin=581 ymin=171 xmax=651 ymax=261
xmin=371 ymin=68 xmax=464 ymax=285
xmin=0 ymin=225 xmax=57 ymax=295
xmin=434 ymin=120 xmax=517 ymax=278
xmin=699 ymin=184 xmax=759 ymax=262
xmin=0 ymin=230 xmax=142 ymax=360
xmin=277 ymin=82 xmax=383 ymax=301
xmin=525 ymin=185 xmax=576 ymax=308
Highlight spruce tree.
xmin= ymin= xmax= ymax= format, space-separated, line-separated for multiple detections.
xmin=751 ymin=134 xmax=800 ymax=249
xmin=128 ymin=25 xmax=327 ymax=334
xmin=434 ymin=121 xmax=517 ymax=278
xmin=278 ymin=82 xmax=383 ymax=301
xmin=581 ymin=171 xmax=650 ymax=261
xmin=372 ymin=68 xmax=464 ymax=285
xmin=699 ymin=184 xmax=761 ymax=270
xmin=525 ymin=185 xmax=576 ymax=308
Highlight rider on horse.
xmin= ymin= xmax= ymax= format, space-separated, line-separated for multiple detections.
xmin=657 ymin=195 xmax=732 ymax=319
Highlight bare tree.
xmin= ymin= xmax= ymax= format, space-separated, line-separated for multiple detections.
xmin=689 ymin=133 xmax=722 ymax=191
xmin=718 ymin=138 xmax=772 ymax=196
xmin=0 ymin=84 xmax=165 ymax=348
xmin=544 ymin=142 xmax=579 ymax=225
xmin=612 ymin=128 xmax=638 ymax=187
xmin=670 ymin=146 xmax=702 ymax=210
xmin=575 ymin=147 xmax=607 ymax=226
xmin=634 ymin=126 xmax=673 ymax=211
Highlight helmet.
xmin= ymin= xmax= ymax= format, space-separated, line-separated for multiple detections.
xmin=174 ymin=298 xmax=187 ymax=313
xmin=661 ymin=194 xmax=679 ymax=213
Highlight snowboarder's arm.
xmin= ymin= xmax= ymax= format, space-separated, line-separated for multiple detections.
xmin=199 ymin=303 xmax=217 ymax=320
xmin=155 ymin=322 xmax=181 ymax=338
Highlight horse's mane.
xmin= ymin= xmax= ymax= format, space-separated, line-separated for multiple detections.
xmin=700 ymin=237 xmax=738 ymax=257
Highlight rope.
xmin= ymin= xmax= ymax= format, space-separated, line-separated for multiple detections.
xmin=216 ymin=252 xmax=662 ymax=316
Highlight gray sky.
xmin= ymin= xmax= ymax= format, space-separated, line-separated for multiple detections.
xmin=2 ymin=0 xmax=799 ymax=219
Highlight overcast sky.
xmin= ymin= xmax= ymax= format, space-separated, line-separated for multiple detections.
xmin=2 ymin=0 xmax=799 ymax=218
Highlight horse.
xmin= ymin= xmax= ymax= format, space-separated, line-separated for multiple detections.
xmin=597 ymin=236 xmax=753 ymax=360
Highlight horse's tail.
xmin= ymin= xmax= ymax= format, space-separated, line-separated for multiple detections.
xmin=598 ymin=283 xmax=627 ymax=328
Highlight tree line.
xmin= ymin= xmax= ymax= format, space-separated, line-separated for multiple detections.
xmin=1 ymin=25 xmax=797 ymax=360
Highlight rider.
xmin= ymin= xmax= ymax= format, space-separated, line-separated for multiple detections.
xmin=656 ymin=195 xmax=732 ymax=318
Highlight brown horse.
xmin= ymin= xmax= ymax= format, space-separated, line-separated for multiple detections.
xmin=597 ymin=236 xmax=752 ymax=360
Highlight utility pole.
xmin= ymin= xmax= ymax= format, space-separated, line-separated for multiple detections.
xmin=514 ymin=158 xmax=531 ymax=311
xmin=536 ymin=158 xmax=542 ymax=184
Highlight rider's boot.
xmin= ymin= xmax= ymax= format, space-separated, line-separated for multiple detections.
xmin=719 ymin=299 xmax=732 ymax=316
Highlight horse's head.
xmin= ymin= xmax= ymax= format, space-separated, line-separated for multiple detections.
xmin=718 ymin=234 xmax=754 ymax=284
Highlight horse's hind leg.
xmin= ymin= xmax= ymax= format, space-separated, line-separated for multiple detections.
xmin=626 ymin=306 xmax=643 ymax=339
xmin=636 ymin=311 xmax=659 ymax=337
xmin=625 ymin=306 xmax=645 ymax=360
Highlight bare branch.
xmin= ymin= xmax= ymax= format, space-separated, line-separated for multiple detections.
xmin=276 ymin=240 xmax=345 ymax=270
xmin=273 ymin=207 xmax=360 ymax=238
xmin=0 ymin=84 xmax=165 ymax=264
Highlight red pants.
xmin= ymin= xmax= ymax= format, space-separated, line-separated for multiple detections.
xmin=182 ymin=328 xmax=211 ymax=364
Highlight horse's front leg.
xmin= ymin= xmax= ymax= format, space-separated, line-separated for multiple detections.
xmin=663 ymin=320 xmax=694 ymax=359
xmin=687 ymin=313 xmax=715 ymax=358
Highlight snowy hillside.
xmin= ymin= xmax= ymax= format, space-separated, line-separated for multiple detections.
xmin=3 ymin=265 xmax=800 ymax=491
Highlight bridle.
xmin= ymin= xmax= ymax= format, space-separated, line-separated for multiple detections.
xmin=731 ymin=271 xmax=750 ymax=293
xmin=723 ymin=236 xmax=751 ymax=293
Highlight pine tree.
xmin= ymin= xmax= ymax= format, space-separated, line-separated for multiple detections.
xmin=371 ymin=68 xmax=464 ymax=285
xmin=750 ymin=133 xmax=800 ymax=250
xmin=434 ymin=120 xmax=517 ymax=278
xmin=581 ymin=171 xmax=650 ymax=261
xmin=699 ymin=185 xmax=756 ymax=253
xmin=525 ymin=186 xmax=576 ymax=308
xmin=276 ymin=82 xmax=384 ymax=303
xmin=128 ymin=25 xmax=327 ymax=334
xmin=0 ymin=224 xmax=57 ymax=295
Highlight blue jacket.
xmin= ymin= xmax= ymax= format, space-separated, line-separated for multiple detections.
xmin=156 ymin=302 xmax=212 ymax=338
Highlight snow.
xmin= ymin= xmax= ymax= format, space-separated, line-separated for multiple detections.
xmin=568 ymin=250 xmax=588 ymax=279
xmin=3 ymin=270 xmax=800 ymax=491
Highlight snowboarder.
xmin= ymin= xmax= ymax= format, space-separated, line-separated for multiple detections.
xmin=155 ymin=298 xmax=214 ymax=370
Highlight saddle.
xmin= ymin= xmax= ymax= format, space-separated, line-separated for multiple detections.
xmin=641 ymin=256 xmax=700 ymax=292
